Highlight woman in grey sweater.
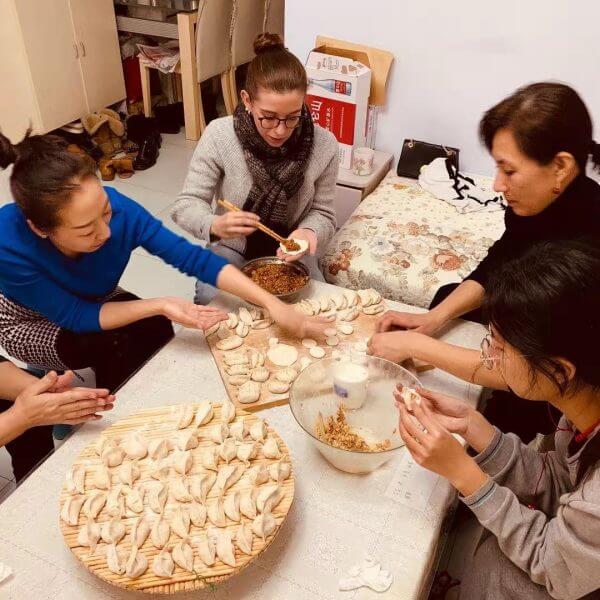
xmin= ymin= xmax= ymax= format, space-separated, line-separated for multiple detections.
xmin=171 ymin=33 xmax=338 ymax=304
xmin=396 ymin=239 xmax=600 ymax=599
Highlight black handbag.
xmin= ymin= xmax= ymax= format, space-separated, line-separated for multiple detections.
xmin=397 ymin=139 xmax=460 ymax=179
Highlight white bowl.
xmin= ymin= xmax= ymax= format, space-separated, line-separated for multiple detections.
xmin=289 ymin=356 xmax=420 ymax=474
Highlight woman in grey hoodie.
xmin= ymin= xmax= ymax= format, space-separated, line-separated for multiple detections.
xmin=396 ymin=239 xmax=600 ymax=599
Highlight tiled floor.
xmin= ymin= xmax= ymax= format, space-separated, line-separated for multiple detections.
xmin=0 ymin=130 xmax=201 ymax=483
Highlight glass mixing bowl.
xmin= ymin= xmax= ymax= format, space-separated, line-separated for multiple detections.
xmin=289 ymin=356 xmax=421 ymax=474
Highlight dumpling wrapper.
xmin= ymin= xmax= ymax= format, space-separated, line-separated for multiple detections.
xmin=122 ymin=431 xmax=149 ymax=460
xmin=235 ymin=522 xmax=254 ymax=555
xmin=190 ymin=472 xmax=216 ymax=504
xmin=125 ymin=545 xmax=148 ymax=579
xmin=152 ymin=547 xmax=175 ymax=578
xmin=172 ymin=539 xmax=195 ymax=572
xmin=252 ymin=512 xmax=277 ymax=541
xmin=175 ymin=404 xmax=195 ymax=429
xmin=150 ymin=517 xmax=170 ymax=549
xmin=171 ymin=506 xmax=191 ymax=538
xmin=262 ymin=437 xmax=282 ymax=459
xmin=101 ymin=517 xmax=126 ymax=545
xmin=267 ymin=344 xmax=298 ymax=367
xmin=60 ymin=495 xmax=85 ymax=526
xmin=194 ymin=400 xmax=214 ymax=426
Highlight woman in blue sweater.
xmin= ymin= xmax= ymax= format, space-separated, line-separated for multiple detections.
xmin=0 ymin=132 xmax=327 ymax=392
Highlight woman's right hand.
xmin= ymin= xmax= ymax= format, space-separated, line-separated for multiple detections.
xmin=376 ymin=310 xmax=445 ymax=337
xmin=211 ymin=211 xmax=260 ymax=240
xmin=13 ymin=371 xmax=115 ymax=427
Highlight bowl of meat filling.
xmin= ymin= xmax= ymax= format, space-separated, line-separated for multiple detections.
xmin=241 ymin=257 xmax=310 ymax=302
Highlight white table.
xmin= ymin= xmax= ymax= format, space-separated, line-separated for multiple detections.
xmin=0 ymin=281 xmax=485 ymax=599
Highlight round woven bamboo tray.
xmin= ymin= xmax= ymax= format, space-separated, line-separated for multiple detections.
xmin=59 ymin=402 xmax=295 ymax=593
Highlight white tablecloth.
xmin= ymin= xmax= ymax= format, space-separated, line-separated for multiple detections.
xmin=0 ymin=281 xmax=486 ymax=599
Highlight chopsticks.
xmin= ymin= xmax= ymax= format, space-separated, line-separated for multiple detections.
xmin=217 ymin=199 xmax=287 ymax=245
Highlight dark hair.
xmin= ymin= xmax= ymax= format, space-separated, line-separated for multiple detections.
xmin=480 ymin=82 xmax=600 ymax=172
xmin=484 ymin=239 xmax=600 ymax=396
xmin=244 ymin=32 xmax=307 ymax=99
xmin=0 ymin=130 xmax=97 ymax=230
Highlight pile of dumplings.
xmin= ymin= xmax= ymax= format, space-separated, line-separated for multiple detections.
xmin=60 ymin=399 xmax=292 ymax=587
xmin=207 ymin=289 xmax=385 ymax=407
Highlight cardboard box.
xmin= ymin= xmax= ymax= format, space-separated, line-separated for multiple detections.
xmin=306 ymin=48 xmax=371 ymax=169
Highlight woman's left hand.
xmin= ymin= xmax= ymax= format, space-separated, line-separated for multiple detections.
xmin=277 ymin=228 xmax=317 ymax=262
xmin=398 ymin=400 xmax=489 ymax=496
xmin=161 ymin=298 xmax=228 ymax=330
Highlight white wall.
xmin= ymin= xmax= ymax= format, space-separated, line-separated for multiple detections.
xmin=285 ymin=0 xmax=600 ymax=175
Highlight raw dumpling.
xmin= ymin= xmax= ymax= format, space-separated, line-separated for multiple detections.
xmin=194 ymin=401 xmax=214 ymax=426
xmin=262 ymin=437 xmax=282 ymax=459
xmin=122 ymin=431 xmax=149 ymax=460
xmin=218 ymin=438 xmax=237 ymax=464
xmin=175 ymin=429 xmax=199 ymax=451
xmin=340 ymin=307 xmax=360 ymax=322
xmin=125 ymin=545 xmax=148 ymax=579
xmin=101 ymin=516 xmax=126 ymax=545
xmin=124 ymin=485 xmax=145 ymax=514
xmin=343 ymin=289 xmax=359 ymax=307
xmin=200 ymin=446 xmax=220 ymax=472
xmin=77 ymin=517 xmax=101 ymax=554
xmin=172 ymin=539 xmax=194 ymax=572
xmin=94 ymin=466 xmax=111 ymax=491
xmin=236 ymin=322 xmax=250 ymax=338
xmin=269 ymin=460 xmax=292 ymax=484
xmin=130 ymin=515 xmax=151 ymax=548
xmin=235 ymin=522 xmax=254 ymax=555
xmin=338 ymin=323 xmax=354 ymax=335
xmin=318 ymin=295 xmax=332 ymax=312
xmin=101 ymin=444 xmax=126 ymax=468
xmin=221 ymin=399 xmax=237 ymax=424
xmin=267 ymin=344 xmax=298 ymax=367
xmin=216 ymin=335 xmax=243 ymax=351
xmin=252 ymin=512 xmax=277 ymax=541
xmin=236 ymin=441 xmax=258 ymax=466
xmin=118 ymin=461 xmax=140 ymax=487
xmin=246 ymin=464 xmax=269 ymax=486
xmin=189 ymin=502 xmax=207 ymax=527
xmin=331 ymin=293 xmax=347 ymax=310
xmin=223 ymin=491 xmax=241 ymax=522
xmin=257 ymin=485 xmax=284 ymax=513
xmin=238 ymin=306 xmax=253 ymax=325
xmin=148 ymin=438 xmax=172 ymax=461
xmin=238 ymin=380 xmax=261 ymax=404
xmin=171 ymin=477 xmax=193 ymax=503
xmin=106 ymin=543 xmax=126 ymax=575
xmin=301 ymin=338 xmax=317 ymax=348
xmin=172 ymin=450 xmax=193 ymax=475
xmin=250 ymin=366 xmax=270 ymax=383
xmin=229 ymin=374 xmax=250 ymax=386
xmin=225 ymin=312 xmax=239 ymax=329
xmin=204 ymin=321 xmax=220 ymax=337
xmin=207 ymin=497 xmax=227 ymax=527
xmin=83 ymin=490 xmax=107 ymax=519
xmin=95 ymin=435 xmax=118 ymax=457
xmin=363 ymin=303 xmax=384 ymax=315
xmin=213 ymin=464 xmax=244 ymax=496
xmin=240 ymin=487 xmax=259 ymax=520
xmin=175 ymin=404 xmax=195 ymax=429
xmin=190 ymin=472 xmax=216 ymax=504
xmin=227 ymin=363 xmax=250 ymax=376
xmin=171 ymin=505 xmax=191 ymax=538
xmin=60 ymin=495 xmax=85 ymax=526
xmin=268 ymin=380 xmax=290 ymax=394
xmin=229 ymin=419 xmax=248 ymax=441
xmin=275 ymin=367 xmax=298 ymax=383
xmin=195 ymin=532 xmax=217 ymax=567
xmin=208 ymin=423 xmax=229 ymax=444
xmin=249 ymin=420 xmax=268 ymax=442
xmin=224 ymin=350 xmax=248 ymax=366
xmin=65 ymin=465 xmax=86 ymax=494
xmin=152 ymin=547 xmax=175 ymax=578
xmin=150 ymin=517 xmax=170 ymax=549
xmin=217 ymin=324 xmax=231 ymax=339
xmin=148 ymin=482 xmax=169 ymax=514
xmin=150 ymin=459 xmax=171 ymax=481
xmin=214 ymin=529 xmax=236 ymax=568
xmin=106 ymin=485 xmax=124 ymax=517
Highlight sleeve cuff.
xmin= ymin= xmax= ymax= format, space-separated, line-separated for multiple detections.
xmin=471 ymin=427 xmax=516 ymax=478
xmin=461 ymin=480 xmax=513 ymax=524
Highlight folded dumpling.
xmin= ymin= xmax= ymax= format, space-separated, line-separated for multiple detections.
xmin=124 ymin=485 xmax=145 ymax=514
xmin=246 ymin=464 xmax=269 ymax=486
xmin=256 ymin=485 xmax=284 ymax=514
xmin=148 ymin=482 xmax=169 ymax=514
xmin=171 ymin=505 xmax=191 ymax=539
xmin=175 ymin=404 xmax=195 ymax=429
xmin=118 ymin=460 xmax=140 ymax=487
xmin=101 ymin=516 xmax=126 ymax=545
xmin=152 ymin=547 xmax=175 ymax=578
xmin=219 ymin=438 xmax=237 ymax=464
xmin=239 ymin=486 xmax=259 ymax=520
xmin=95 ymin=435 xmax=118 ymax=457
xmin=130 ymin=515 xmax=151 ymax=548
xmin=189 ymin=472 xmax=216 ymax=504
xmin=229 ymin=419 xmax=248 ymax=441
xmin=149 ymin=458 xmax=171 ymax=481
xmin=175 ymin=429 xmax=199 ymax=451
xmin=262 ymin=437 xmax=282 ymax=459
xmin=199 ymin=447 xmax=220 ymax=472
xmin=208 ymin=423 xmax=229 ymax=444
xmin=94 ymin=465 xmax=111 ymax=491
xmin=194 ymin=400 xmax=214 ymax=427
xmin=172 ymin=538 xmax=194 ymax=572
xmin=252 ymin=512 xmax=277 ymax=541
xmin=220 ymin=399 xmax=236 ymax=424
xmin=236 ymin=441 xmax=258 ymax=466
xmin=213 ymin=464 xmax=244 ymax=496
xmin=65 ymin=465 xmax=86 ymax=495
xmin=101 ymin=444 xmax=126 ymax=468
xmin=189 ymin=502 xmax=207 ymax=527
xmin=106 ymin=543 xmax=126 ymax=575
xmin=207 ymin=497 xmax=227 ymax=528
xmin=223 ymin=491 xmax=241 ymax=522
xmin=148 ymin=438 xmax=172 ymax=461
xmin=249 ymin=420 xmax=268 ymax=442
xmin=171 ymin=477 xmax=192 ymax=503
xmin=235 ymin=522 xmax=254 ymax=555
xmin=268 ymin=460 xmax=291 ymax=484
xmin=172 ymin=450 xmax=193 ymax=475
xmin=83 ymin=490 xmax=107 ymax=519
xmin=60 ymin=495 xmax=85 ymax=526
xmin=106 ymin=485 xmax=124 ymax=517
xmin=214 ymin=529 xmax=236 ymax=567
xmin=122 ymin=431 xmax=149 ymax=460
xmin=194 ymin=531 xmax=217 ymax=566
xmin=125 ymin=545 xmax=148 ymax=579
xmin=77 ymin=517 xmax=100 ymax=554
xmin=150 ymin=517 xmax=171 ymax=549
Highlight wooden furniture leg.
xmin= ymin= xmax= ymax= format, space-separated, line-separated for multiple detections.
xmin=221 ymin=71 xmax=234 ymax=115
xmin=177 ymin=11 xmax=203 ymax=139
xmin=140 ymin=62 xmax=152 ymax=117
xmin=229 ymin=67 xmax=238 ymax=109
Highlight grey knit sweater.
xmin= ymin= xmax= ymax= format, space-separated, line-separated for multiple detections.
xmin=171 ymin=116 xmax=339 ymax=257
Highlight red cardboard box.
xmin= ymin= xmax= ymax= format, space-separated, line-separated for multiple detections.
xmin=305 ymin=48 xmax=372 ymax=169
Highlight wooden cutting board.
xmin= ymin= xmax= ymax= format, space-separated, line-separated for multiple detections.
xmin=59 ymin=403 xmax=294 ymax=594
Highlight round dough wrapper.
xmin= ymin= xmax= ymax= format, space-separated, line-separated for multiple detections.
xmin=309 ymin=346 xmax=326 ymax=359
xmin=279 ymin=238 xmax=309 ymax=256
xmin=324 ymin=328 xmax=337 ymax=337
xmin=301 ymin=338 xmax=317 ymax=348
xmin=267 ymin=344 xmax=298 ymax=367
xmin=338 ymin=323 xmax=354 ymax=335
xmin=326 ymin=336 xmax=339 ymax=347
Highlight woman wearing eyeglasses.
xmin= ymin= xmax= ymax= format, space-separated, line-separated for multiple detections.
xmin=396 ymin=240 xmax=600 ymax=599
xmin=172 ymin=33 xmax=338 ymax=304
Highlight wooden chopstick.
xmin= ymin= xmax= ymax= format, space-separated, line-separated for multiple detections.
xmin=217 ymin=199 xmax=287 ymax=244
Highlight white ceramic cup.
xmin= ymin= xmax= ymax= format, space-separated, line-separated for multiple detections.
xmin=333 ymin=360 xmax=369 ymax=409
xmin=352 ymin=147 xmax=375 ymax=176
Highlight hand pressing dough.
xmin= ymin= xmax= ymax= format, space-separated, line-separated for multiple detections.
xmin=251 ymin=366 xmax=270 ymax=383
xmin=238 ymin=380 xmax=261 ymax=404
xmin=301 ymin=338 xmax=317 ymax=348
xmin=326 ymin=336 xmax=340 ymax=347
xmin=363 ymin=303 xmax=384 ymax=315
xmin=268 ymin=380 xmax=290 ymax=394
xmin=267 ymin=344 xmax=298 ymax=367
xmin=204 ymin=322 xmax=220 ymax=337
xmin=309 ymin=346 xmax=326 ymax=359
xmin=200 ymin=447 xmax=220 ymax=472
xmin=338 ymin=323 xmax=354 ymax=335
xmin=172 ymin=450 xmax=193 ymax=475
xmin=307 ymin=299 xmax=322 ymax=315
xmin=217 ymin=336 xmax=244 ymax=351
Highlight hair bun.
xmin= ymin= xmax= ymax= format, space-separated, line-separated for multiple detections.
xmin=253 ymin=32 xmax=285 ymax=55
xmin=0 ymin=132 xmax=19 ymax=170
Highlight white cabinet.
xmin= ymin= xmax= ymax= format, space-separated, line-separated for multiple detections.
xmin=0 ymin=0 xmax=125 ymax=143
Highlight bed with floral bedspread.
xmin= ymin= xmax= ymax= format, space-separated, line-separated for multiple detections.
xmin=320 ymin=171 xmax=506 ymax=308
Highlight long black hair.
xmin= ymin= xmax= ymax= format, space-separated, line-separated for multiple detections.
xmin=480 ymin=82 xmax=600 ymax=172
xmin=0 ymin=130 xmax=97 ymax=230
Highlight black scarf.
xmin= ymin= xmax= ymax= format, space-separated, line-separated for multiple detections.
xmin=233 ymin=103 xmax=314 ymax=243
